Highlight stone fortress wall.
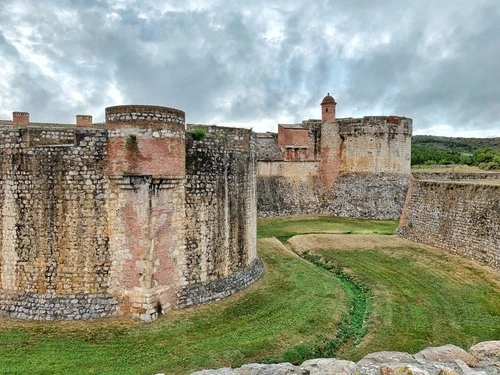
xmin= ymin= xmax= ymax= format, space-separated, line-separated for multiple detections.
xmin=397 ymin=176 xmax=500 ymax=271
xmin=0 ymin=105 xmax=262 ymax=321
xmin=256 ymin=95 xmax=413 ymax=219
xmin=0 ymin=94 xmax=497 ymax=322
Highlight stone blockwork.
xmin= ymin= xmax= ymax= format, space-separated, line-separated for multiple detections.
xmin=257 ymin=171 xmax=409 ymax=220
xmin=105 ymin=105 xmax=185 ymax=126
xmin=328 ymin=173 xmax=411 ymax=219
xmin=397 ymin=179 xmax=500 ymax=270
xmin=0 ymin=105 xmax=261 ymax=321
xmin=257 ymin=162 xmax=324 ymax=217
xmin=0 ymin=291 xmax=117 ymax=320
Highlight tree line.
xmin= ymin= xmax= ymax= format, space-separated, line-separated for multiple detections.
xmin=411 ymin=136 xmax=500 ymax=170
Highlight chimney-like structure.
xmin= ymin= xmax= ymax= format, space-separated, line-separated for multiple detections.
xmin=321 ymin=93 xmax=336 ymax=123
xmin=76 ymin=115 xmax=93 ymax=128
xmin=13 ymin=112 xmax=29 ymax=126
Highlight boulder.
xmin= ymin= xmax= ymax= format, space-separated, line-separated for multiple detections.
xmin=235 ymin=363 xmax=309 ymax=375
xmin=415 ymin=344 xmax=477 ymax=366
xmin=301 ymin=358 xmax=356 ymax=374
xmin=469 ymin=341 xmax=500 ymax=360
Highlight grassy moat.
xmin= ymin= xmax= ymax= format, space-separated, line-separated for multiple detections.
xmin=1 ymin=216 xmax=499 ymax=374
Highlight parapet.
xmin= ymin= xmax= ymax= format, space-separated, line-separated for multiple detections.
xmin=337 ymin=116 xmax=412 ymax=136
xmin=12 ymin=111 xmax=30 ymax=126
xmin=105 ymin=105 xmax=185 ymax=130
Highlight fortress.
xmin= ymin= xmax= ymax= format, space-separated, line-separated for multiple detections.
xmin=0 ymin=105 xmax=260 ymax=321
xmin=0 ymin=94 xmax=497 ymax=322
xmin=256 ymin=94 xmax=412 ymax=219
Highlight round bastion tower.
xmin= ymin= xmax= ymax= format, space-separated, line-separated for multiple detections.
xmin=105 ymin=105 xmax=188 ymax=321
xmin=0 ymin=103 xmax=261 ymax=322
xmin=104 ymin=105 xmax=262 ymax=322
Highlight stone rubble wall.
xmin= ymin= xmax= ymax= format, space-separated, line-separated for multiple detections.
xmin=189 ymin=342 xmax=500 ymax=375
xmin=256 ymin=116 xmax=412 ymax=219
xmin=182 ymin=126 xmax=261 ymax=306
xmin=0 ymin=127 xmax=112 ymax=319
xmin=105 ymin=105 xmax=185 ymax=125
xmin=397 ymin=179 xmax=500 ymax=270
xmin=328 ymin=173 xmax=411 ymax=220
xmin=412 ymin=172 xmax=500 ymax=181
xmin=0 ymin=116 xmax=261 ymax=321
xmin=257 ymin=171 xmax=410 ymax=220
xmin=336 ymin=116 xmax=412 ymax=174
xmin=0 ymin=291 xmax=117 ymax=320
xmin=178 ymin=258 xmax=263 ymax=308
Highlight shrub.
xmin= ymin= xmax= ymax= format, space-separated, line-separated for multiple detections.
xmin=190 ymin=128 xmax=206 ymax=140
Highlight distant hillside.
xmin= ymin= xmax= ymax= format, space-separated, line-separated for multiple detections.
xmin=412 ymin=135 xmax=500 ymax=153
xmin=411 ymin=135 xmax=500 ymax=169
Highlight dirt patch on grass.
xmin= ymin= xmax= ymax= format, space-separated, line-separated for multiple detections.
xmin=287 ymin=234 xmax=417 ymax=254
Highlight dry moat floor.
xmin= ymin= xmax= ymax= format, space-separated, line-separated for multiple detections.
xmin=1 ymin=215 xmax=499 ymax=375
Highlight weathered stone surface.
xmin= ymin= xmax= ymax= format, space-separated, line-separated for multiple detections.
xmin=359 ymin=351 xmax=416 ymax=364
xmin=397 ymin=180 xmax=500 ymax=271
xmin=469 ymin=341 xmax=500 ymax=360
xmin=0 ymin=114 xmax=261 ymax=321
xmin=191 ymin=342 xmax=500 ymax=375
xmin=235 ymin=363 xmax=308 ymax=375
xmin=415 ymin=345 xmax=477 ymax=366
xmin=191 ymin=369 xmax=235 ymax=375
xmin=301 ymin=358 xmax=356 ymax=374
xmin=468 ymin=341 xmax=500 ymax=375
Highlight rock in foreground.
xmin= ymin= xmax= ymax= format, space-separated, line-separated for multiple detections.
xmin=189 ymin=341 xmax=500 ymax=375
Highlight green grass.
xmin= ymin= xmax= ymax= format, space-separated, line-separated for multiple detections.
xmin=310 ymin=246 xmax=500 ymax=360
xmin=1 ymin=216 xmax=500 ymax=374
xmin=0 ymin=239 xmax=345 ymax=375
xmin=257 ymin=215 xmax=398 ymax=242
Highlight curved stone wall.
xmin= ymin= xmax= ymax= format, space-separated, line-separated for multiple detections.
xmin=105 ymin=105 xmax=185 ymax=128
xmin=337 ymin=116 xmax=412 ymax=174
xmin=0 ymin=107 xmax=260 ymax=322
xmin=183 ymin=125 xmax=261 ymax=305
xmin=0 ymin=128 xmax=114 ymax=320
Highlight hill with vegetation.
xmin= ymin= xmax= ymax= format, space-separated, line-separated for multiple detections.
xmin=411 ymin=135 xmax=500 ymax=169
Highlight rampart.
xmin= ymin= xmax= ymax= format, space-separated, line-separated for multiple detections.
xmin=0 ymin=106 xmax=262 ymax=321
xmin=397 ymin=179 xmax=500 ymax=270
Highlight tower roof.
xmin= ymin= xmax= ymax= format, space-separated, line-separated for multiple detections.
xmin=321 ymin=93 xmax=337 ymax=105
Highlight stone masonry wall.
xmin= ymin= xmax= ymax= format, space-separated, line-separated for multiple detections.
xmin=105 ymin=107 xmax=187 ymax=321
xmin=181 ymin=125 xmax=261 ymax=307
xmin=257 ymin=162 xmax=324 ymax=217
xmin=328 ymin=172 xmax=411 ymax=220
xmin=0 ymin=107 xmax=261 ymax=321
xmin=0 ymin=127 xmax=116 ymax=320
xmin=397 ymin=179 xmax=500 ymax=270
xmin=337 ymin=116 xmax=412 ymax=174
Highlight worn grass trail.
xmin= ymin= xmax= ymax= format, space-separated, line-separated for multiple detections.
xmin=288 ymin=235 xmax=500 ymax=360
xmin=257 ymin=215 xmax=398 ymax=242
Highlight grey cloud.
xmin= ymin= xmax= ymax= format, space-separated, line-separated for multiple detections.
xmin=0 ymin=0 xmax=499 ymax=136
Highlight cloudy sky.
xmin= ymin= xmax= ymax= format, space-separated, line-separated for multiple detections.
xmin=1 ymin=1 xmax=499 ymax=137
